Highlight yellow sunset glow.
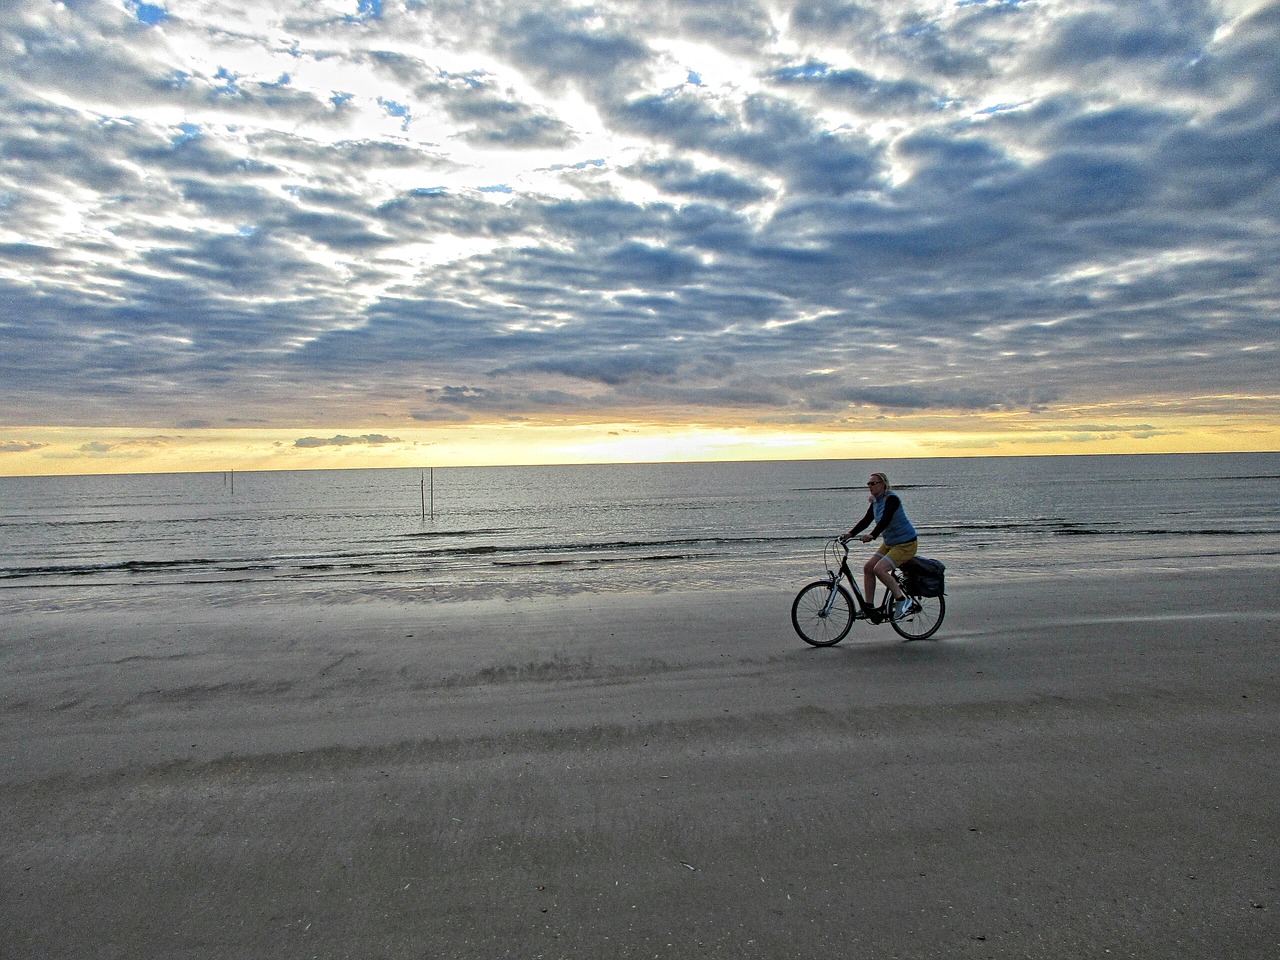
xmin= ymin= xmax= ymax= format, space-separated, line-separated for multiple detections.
xmin=3 ymin=402 xmax=1277 ymax=477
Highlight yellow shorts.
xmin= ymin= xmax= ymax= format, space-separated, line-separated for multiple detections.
xmin=876 ymin=539 xmax=918 ymax=569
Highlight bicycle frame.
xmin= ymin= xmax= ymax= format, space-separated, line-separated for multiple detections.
xmin=821 ymin=540 xmax=894 ymax=623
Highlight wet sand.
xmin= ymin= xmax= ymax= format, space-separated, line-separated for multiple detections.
xmin=3 ymin=568 xmax=1278 ymax=958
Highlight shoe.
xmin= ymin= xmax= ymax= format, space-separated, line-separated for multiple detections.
xmin=894 ymin=596 xmax=913 ymax=620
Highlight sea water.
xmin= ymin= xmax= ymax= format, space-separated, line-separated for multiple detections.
xmin=1 ymin=453 xmax=1277 ymax=612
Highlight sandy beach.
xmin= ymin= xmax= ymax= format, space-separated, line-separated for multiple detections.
xmin=3 ymin=567 xmax=1277 ymax=959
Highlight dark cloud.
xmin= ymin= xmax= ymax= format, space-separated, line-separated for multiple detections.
xmin=409 ymin=408 xmax=472 ymax=423
xmin=432 ymin=78 xmax=579 ymax=149
xmin=1040 ymin=5 xmax=1211 ymax=69
xmin=0 ymin=98 xmax=149 ymax=196
xmin=622 ymin=156 xmax=770 ymax=205
xmin=460 ymin=109 xmax=577 ymax=148
xmin=499 ymin=7 xmax=652 ymax=97
xmin=831 ymin=384 xmax=1057 ymax=412
xmin=768 ymin=61 xmax=945 ymax=114
xmin=612 ymin=90 xmax=883 ymax=195
xmin=294 ymin=434 xmax=403 ymax=448
xmin=787 ymin=1 xmax=883 ymax=39
xmin=672 ymin=0 xmax=775 ymax=54
xmin=513 ymin=351 xmax=683 ymax=386
xmin=0 ymin=241 xmax=61 ymax=264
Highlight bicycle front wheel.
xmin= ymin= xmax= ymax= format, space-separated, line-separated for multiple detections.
xmin=890 ymin=592 xmax=946 ymax=641
xmin=792 ymin=580 xmax=856 ymax=646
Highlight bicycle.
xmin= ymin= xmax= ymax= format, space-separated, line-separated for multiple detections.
xmin=791 ymin=538 xmax=946 ymax=645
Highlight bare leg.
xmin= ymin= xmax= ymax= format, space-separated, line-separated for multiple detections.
xmin=865 ymin=555 xmax=905 ymax=607
xmin=861 ymin=555 xmax=878 ymax=607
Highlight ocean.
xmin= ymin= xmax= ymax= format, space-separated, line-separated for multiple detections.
xmin=1 ymin=453 xmax=1278 ymax=613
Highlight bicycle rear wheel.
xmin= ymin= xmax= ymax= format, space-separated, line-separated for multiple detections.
xmin=792 ymin=580 xmax=856 ymax=646
xmin=889 ymin=592 xmax=945 ymax=641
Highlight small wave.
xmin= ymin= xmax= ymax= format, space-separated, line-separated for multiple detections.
xmin=493 ymin=553 xmax=699 ymax=568
xmin=411 ymin=534 xmax=803 ymax=559
xmin=0 ymin=516 xmax=134 ymax=530
xmin=1025 ymin=473 xmax=1280 ymax=487
xmin=0 ymin=508 xmax=441 ymax=533
xmin=798 ymin=483 xmax=946 ymax=492
xmin=1053 ymin=527 xmax=1263 ymax=537
xmin=939 ymin=519 xmax=1074 ymax=531
xmin=400 ymin=527 xmax=525 ymax=540
xmin=0 ymin=557 xmax=223 ymax=580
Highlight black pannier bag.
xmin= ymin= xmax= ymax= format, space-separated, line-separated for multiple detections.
xmin=903 ymin=557 xmax=946 ymax=597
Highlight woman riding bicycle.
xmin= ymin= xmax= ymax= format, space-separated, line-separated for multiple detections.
xmin=842 ymin=471 xmax=917 ymax=620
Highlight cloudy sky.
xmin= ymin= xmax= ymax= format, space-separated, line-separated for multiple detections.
xmin=1 ymin=0 xmax=1277 ymax=474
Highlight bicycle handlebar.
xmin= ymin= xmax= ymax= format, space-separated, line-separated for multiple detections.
xmin=826 ymin=537 xmax=850 ymax=567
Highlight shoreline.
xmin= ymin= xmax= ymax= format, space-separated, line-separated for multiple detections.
xmin=4 ymin=568 xmax=1278 ymax=957
xmin=3 ymin=535 xmax=1278 ymax=618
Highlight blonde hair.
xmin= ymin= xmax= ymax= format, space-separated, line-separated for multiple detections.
xmin=870 ymin=471 xmax=890 ymax=489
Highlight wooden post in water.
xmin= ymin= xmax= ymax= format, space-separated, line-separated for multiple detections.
xmin=420 ymin=468 xmax=436 ymax=521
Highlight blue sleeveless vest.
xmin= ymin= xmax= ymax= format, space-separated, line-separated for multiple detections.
xmin=874 ymin=491 xmax=917 ymax=546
